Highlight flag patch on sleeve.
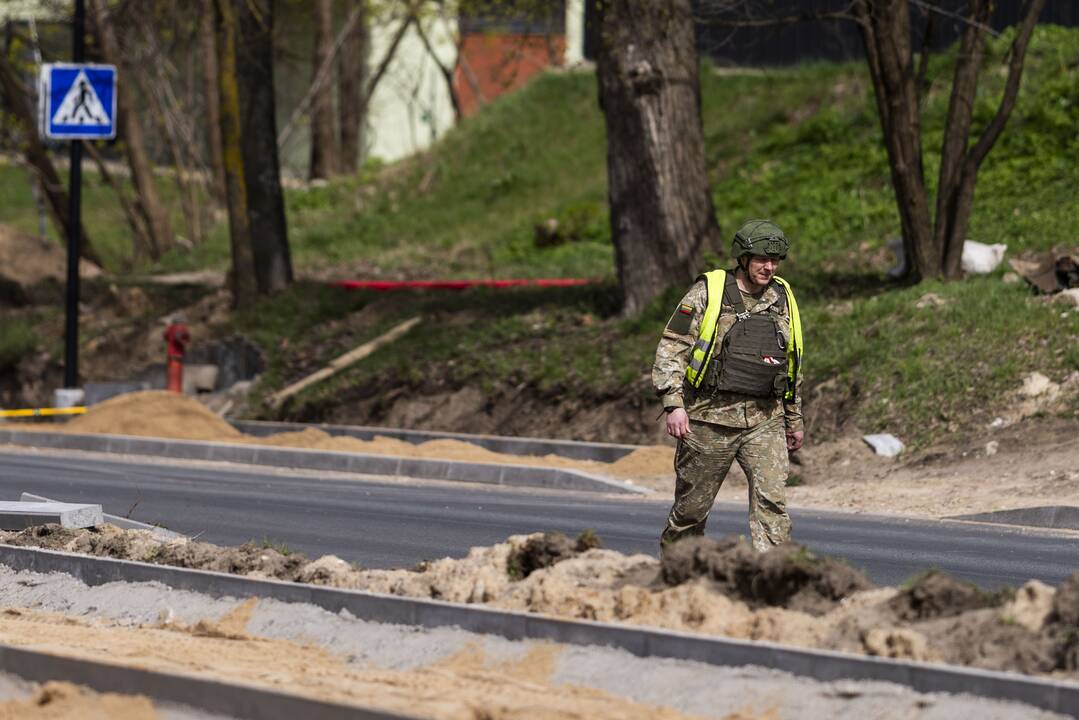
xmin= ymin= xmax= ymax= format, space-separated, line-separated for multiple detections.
xmin=667 ymin=304 xmax=695 ymax=335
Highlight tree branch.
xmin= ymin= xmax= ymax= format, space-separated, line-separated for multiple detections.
xmin=965 ymin=0 xmax=1046 ymax=170
xmin=908 ymin=0 xmax=1000 ymax=38
xmin=277 ymin=2 xmax=368 ymax=151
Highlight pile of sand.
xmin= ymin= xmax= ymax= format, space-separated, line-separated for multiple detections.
xmin=29 ymin=391 xmax=672 ymax=481
xmin=256 ymin=426 xmax=672 ymax=479
xmin=6 ymin=524 xmax=1075 ymax=680
xmin=0 ymin=681 xmax=159 ymax=720
xmin=63 ymin=391 xmax=242 ymax=442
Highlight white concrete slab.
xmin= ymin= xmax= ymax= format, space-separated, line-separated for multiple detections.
xmin=0 ymin=502 xmax=103 ymax=529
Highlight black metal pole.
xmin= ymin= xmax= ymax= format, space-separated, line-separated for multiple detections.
xmin=63 ymin=0 xmax=85 ymax=389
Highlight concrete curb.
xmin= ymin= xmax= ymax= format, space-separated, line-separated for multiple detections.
xmin=950 ymin=506 xmax=1079 ymax=531
xmin=0 ymin=430 xmax=649 ymax=496
xmin=0 ymin=642 xmax=418 ymax=720
xmin=232 ymin=419 xmax=642 ymax=463
xmin=19 ymin=492 xmax=183 ymax=540
xmin=0 ymin=544 xmax=1075 ymax=716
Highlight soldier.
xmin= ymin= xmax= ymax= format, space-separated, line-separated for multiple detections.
xmin=653 ymin=219 xmax=804 ymax=552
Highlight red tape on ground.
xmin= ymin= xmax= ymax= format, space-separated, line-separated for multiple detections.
xmin=333 ymin=278 xmax=599 ymax=291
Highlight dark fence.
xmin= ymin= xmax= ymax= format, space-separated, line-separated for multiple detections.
xmin=584 ymin=1 xmax=1079 ymax=66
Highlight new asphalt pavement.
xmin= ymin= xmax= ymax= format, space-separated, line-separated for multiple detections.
xmin=0 ymin=447 xmax=1075 ymax=589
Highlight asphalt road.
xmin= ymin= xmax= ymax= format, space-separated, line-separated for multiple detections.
xmin=0 ymin=448 xmax=1075 ymax=589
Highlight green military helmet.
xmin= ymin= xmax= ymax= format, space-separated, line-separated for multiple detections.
xmin=731 ymin=219 xmax=789 ymax=260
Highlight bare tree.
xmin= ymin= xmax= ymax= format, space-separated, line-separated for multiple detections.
xmin=597 ymin=0 xmax=722 ymax=315
xmin=235 ymin=0 xmax=293 ymax=294
xmin=339 ymin=0 xmax=370 ymax=174
xmin=201 ymin=0 xmax=227 ymax=202
xmin=309 ymin=0 xmax=338 ymax=179
xmin=89 ymin=0 xmax=175 ymax=260
xmin=214 ymin=0 xmax=258 ymax=307
xmin=697 ymin=0 xmax=1047 ymax=282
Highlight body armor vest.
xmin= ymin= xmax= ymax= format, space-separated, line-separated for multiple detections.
xmin=684 ymin=269 xmax=802 ymax=400
xmin=709 ymin=273 xmax=789 ymax=397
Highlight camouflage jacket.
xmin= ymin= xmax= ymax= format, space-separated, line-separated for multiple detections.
xmin=652 ymin=277 xmax=804 ymax=433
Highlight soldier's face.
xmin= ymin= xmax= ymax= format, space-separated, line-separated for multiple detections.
xmin=746 ymin=255 xmax=780 ymax=286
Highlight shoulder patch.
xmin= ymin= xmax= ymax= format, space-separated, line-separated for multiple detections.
xmin=666 ymin=304 xmax=695 ymax=335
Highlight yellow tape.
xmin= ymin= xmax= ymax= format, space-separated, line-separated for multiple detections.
xmin=0 ymin=407 xmax=87 ymax=418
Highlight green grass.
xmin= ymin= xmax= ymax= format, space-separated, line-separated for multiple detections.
xmin=0 ymin=315 xmax=37 ymax=372
xmin=0 ymin=160 xmax=213 ymax=273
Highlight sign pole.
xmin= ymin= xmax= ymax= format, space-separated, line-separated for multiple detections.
xmin=63 ymin=0 xmax=85 ymax=389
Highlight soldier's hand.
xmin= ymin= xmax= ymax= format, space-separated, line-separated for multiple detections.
xmin=786 ymin=430 xmax=804 ymax=452
xmin=666 ymin=408 xmax=692 ymax=439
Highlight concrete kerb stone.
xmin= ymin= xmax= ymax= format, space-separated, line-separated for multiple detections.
xmin=950 ymin=506 xmax=1079 ymax=531
xmin=19 ymin=493 xmax=182 ymax=540
xmin=0 ymin=502 xmax=102 ymax=530
xmin=230 ymin=420 xmax=641 ymax=463
xmin=0 ymin=642 xmax=419 ymax=720
xmin=0 ymin=430 xmax=650 ymax=495
xmin=0 ymin=544 xmax=1076 ymax=716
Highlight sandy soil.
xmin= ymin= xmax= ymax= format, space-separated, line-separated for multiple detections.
xmin=6 ymin=524 xmax=1078 ymax=682
xmin=0 ymin=604 xmax=704 ymax=720
xmin=0 ymin=681 xmax=160 ymax=720
xmin=11 ymin=389 xmax=1079 ymax=519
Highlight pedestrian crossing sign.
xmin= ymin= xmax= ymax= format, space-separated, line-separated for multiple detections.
xmin=39 ymin=63 xmax=117 ymax=140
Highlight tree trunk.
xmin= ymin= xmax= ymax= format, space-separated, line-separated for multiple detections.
xmin=235 ymin=0 xmax=293 ymax=294
xmin=0 ymin=52 xmax=101 ymax=265
xmin=939 ymin=0 xmax=1046 ymax=278
xmin=90 ymin=0 xmax=174 ymax=259
xmin=309 ymin=0 xmax=338 ymax=179
xmin=853 ymin=0 xmax=935 ymax=280
xmin=201 ymin=0 xmax=227 ymax=203
xmin=595 ymin=0 xmax=721 ymax=316
xmin=214 ymin=0 xmax=258 ymax=308
xmin=338 ymin=0 xmax=369 ymax=174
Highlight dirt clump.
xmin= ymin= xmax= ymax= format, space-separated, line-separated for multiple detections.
xmin=3 ymin=524 xmax=307 ymax=582
xmin=507 ymin=530 xmax=603 ymax=579
xmin=888 ymin=570 xmax=1010 ymax=621
xmin=1049 ymin=572 xmax=1079 ymax=670
xmin=660 ymin=536 xmax=875 ymax=616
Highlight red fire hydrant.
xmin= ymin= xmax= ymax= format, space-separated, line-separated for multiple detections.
xmin=163 ymin=322 xmax=191 ymax=393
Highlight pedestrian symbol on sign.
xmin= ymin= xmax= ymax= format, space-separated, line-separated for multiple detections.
xmin=52 ymin=70 xmax=109 ymax=125
xmin=39 ymin=63 xmax=117 ymax=140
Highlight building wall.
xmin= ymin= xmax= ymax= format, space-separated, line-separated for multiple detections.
xmin=364 ymin=1 xmax=582 ymax=159
xmin=454 ymin=33 xmax=566 ymax=118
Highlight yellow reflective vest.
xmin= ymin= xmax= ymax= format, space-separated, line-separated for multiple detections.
xmin=684 ymin=269 xmax=803 ymax=401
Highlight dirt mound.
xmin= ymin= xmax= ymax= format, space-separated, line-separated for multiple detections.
xmin=507 ymin=530 xmax=603 ymax=579
xmin=63 ymin=390 xmax=242 ymax=441
xmin=5 ymin=524 xmax=305 ymax=581
xmin=888 ymin=570 xmax=1009 ymax=621
xmin=660 ymin=536 xmax=875 ymax=616
xmin=0 ymin=223 xmax=102 ymax=289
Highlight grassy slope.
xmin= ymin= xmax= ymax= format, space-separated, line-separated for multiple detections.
xmin=2 ymin=27 xmax=1077 ymax=444
xmin=255 ymin=26 xmax=1078 ymax=445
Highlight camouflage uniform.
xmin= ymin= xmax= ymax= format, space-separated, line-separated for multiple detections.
xmin=654 ymin=277 xmax=803 ymax=552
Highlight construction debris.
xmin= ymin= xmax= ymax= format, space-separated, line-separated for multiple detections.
xmin=1008 ymin=251 xmax=1079 ymax=294
xmin=862 ymin=433 xmax=904 ymax=458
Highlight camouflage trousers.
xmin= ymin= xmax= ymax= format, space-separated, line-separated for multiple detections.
xmin=661 ymin=416 xmax=791 ymax=552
